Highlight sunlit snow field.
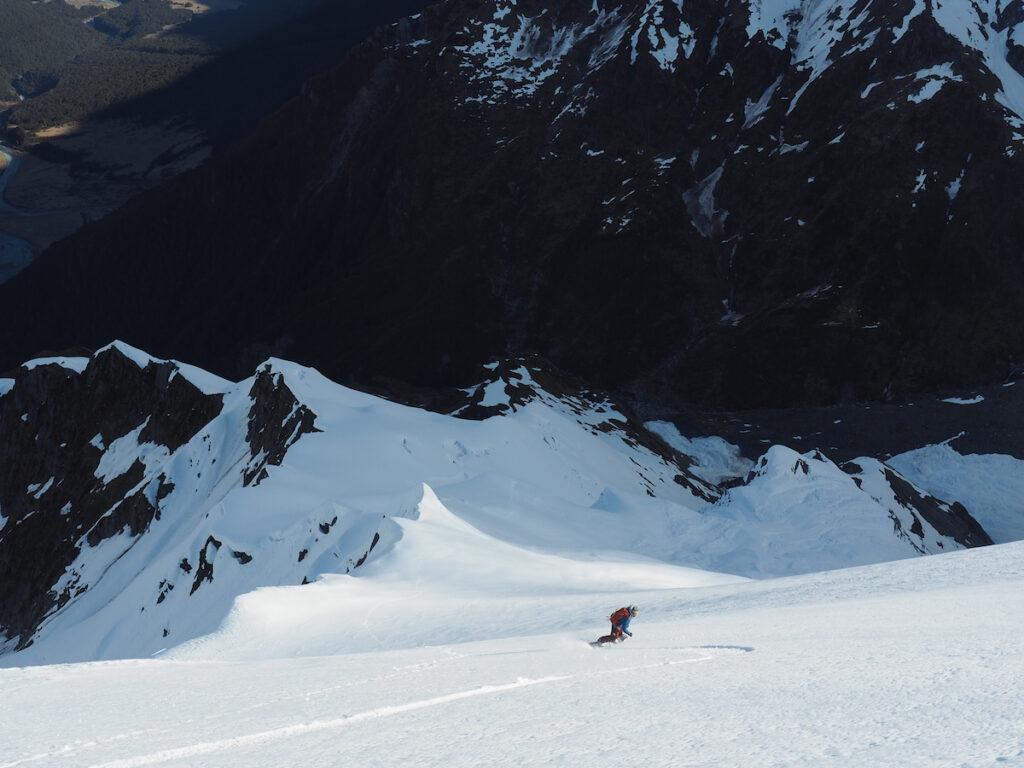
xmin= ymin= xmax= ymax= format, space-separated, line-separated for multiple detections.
xmin=2 ymin=534 xmax=1022 ymax=767
xmin=6 ymin=0 xmax=1024 ymax=762
xmin=1 ymin=346 xmax=1023 ymax=766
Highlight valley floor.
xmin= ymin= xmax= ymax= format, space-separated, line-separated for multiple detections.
xmin=665 ymin=379 xmax=1024 ymax=464
xmin=2 ymin=541 xmax=1022 ymax=768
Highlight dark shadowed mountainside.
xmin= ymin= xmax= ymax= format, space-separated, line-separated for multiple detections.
xmin=0 ymin=0 xmax=1022 ymax=410
xmin=0 ymin=0 xmax=434 ymax=264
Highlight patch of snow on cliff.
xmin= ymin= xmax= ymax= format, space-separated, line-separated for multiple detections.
xmin=743 ymin=75 xmax=783 ymax=128
xmin=786 ymin=0 xmax=875 ymax=115
xmin=630 ymin=0 xmax=696 ymax=71
xmin=456 ymin=11 xmax=580 ymax=103
xmin=941 ymin=394 xmax=982 ymax=404
xmin=93 ymin=417 xmax=171 ymax=484
xmin=931 ymin=0 xmax=1024 ymax=120
xmin=22 ymin=357 xmax=89 ymax=373
xmin=893 ymin=0 xmax=926 ymax=42
xmin=946 ymin=167 xmax=966 ymax=201
xmin=908 ymin=63 xmax=962 ymax=103
xmin=683 ymin=163 xmax=728 ymax=237
xmin=745 ymin=0 xmax=799 ymax=50
xmin=586 ymin=8 xmax=630 ymax=69
xmin=457 ymin=4 xmax=637 ymax=104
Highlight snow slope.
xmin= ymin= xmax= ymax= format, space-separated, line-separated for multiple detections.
xmin=1 ymin=351 xmax=725 ymax=664
xmin=1 ymin=344 xmax=1020 ymax=764
xmin=2 ymin=541 xmax=1021 ymax=768
xmin=888 ymin=443 xmax=1024 ymax=545
xmin=0 ymin=345 xmax=1002 ymax=665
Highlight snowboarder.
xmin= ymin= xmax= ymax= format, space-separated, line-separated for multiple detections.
xmin=595 ymin=605 xmax=638 ymax=645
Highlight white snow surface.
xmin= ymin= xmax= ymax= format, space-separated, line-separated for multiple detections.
xmin=888 ymin=443 xmax=1024 ymax=544
xmin=21 ymin=357 xmax=90 ymax=374
xmin=646 ymin=420 xmax=754 ymax=485
xmin=96 ymin=340 xmax=234 ymax=395
xmin=1 ymin=541 xmax=1021 ymax=767
xmin=2 ymin=347 xmax=1023 ymax=763
xmin=2 ymin=347 xmax=1010 ymax=668
xmin=3 ymin=356 xmax=736 ymax=666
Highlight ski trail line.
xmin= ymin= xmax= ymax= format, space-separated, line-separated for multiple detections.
xmin=83 ymin=675 xmax=570 ymax=768
xmin=72 ymin=654 xmax=714 ymax=768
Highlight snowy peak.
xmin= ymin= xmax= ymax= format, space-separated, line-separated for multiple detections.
xmin=855 ymin=459 xmax=994 ymax=551
xmin=748 ymin=446 xmax=993 ymax=554
xmin=0 ymin=343 xmax=227 ymax=644
xmin=0 ymin=346 xmax=328 ymax=655
xmin=454 ymin=356 xmax=719 ymax=501
xmin=242 ymin=362 xmax=322 ymax=486
xmin=0 ymin=344 xmax=1001 ymax=664
xmin=700 ymin=445 xmax=992 ymax=576
xmin=0 ymin=346 xmax=723 ymax=662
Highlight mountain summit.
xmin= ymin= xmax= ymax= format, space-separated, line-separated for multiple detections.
xmin=0 ymin=0 xmax=1022 ymax=408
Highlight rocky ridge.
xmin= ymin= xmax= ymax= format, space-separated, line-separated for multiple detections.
xmin=0 ymin=343 xmax=321 ymax=651
xmin=0 ymin=343 xmax=994 ymax=661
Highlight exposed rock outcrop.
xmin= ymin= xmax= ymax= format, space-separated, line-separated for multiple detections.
xmin=0 ymin=344 xmax=224 ymax=647
xmin=0 ymin=344 xmax=328 ymax=651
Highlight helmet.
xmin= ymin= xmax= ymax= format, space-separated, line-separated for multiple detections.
xmin=629 ymin=605 xmax=638 ymax=616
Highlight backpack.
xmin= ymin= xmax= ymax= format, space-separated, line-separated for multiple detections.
xmin=609 ymin=607 xmax=630 ymax=624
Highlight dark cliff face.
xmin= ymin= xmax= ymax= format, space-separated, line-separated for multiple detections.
xmin=880 ymin=467 xmax=993 ymax=549
xmin=242 ymin=365 xmax=321 ymax=485
xmin=0 ymin=345 xmax=224 ymax=646
xmin=0 ymin=0 xmax=1022 ymax=409
xmin=0 ymin=346 xmax=323 ymax=651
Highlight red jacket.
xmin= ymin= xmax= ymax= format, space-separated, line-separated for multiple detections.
xmin=610 ymin=607 xmax=631 ymax=625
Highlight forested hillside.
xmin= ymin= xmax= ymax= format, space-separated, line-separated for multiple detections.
xmin=0 ymin=0 xmax=361 ymax=142
xmin=5 ymin=46 xmax=210 ymax=140
xmin=1 ymin=0 xmax=210 ymax=135
xmin=88 ymin=0 xmax=193 ymax=40
xmin=0 ymin=0 xmax=104 ymax=103
xmin=0 ymin=0 xmax=432 ymax=272
xmin=95 ymin=0 xmax=434 ymax=151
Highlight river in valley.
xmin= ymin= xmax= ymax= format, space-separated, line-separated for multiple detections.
xmin=0 ymin=145 xmax=35 ymax=284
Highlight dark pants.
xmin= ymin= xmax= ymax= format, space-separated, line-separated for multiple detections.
xmin=598 ymin=625 xmax=624 ymax=644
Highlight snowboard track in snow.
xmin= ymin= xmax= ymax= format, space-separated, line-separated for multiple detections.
xmin=36 ymin=649 xmax=736 ymax=768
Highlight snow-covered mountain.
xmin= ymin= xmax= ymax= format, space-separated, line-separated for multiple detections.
xmin=0 ymin=342 xmax=1005 ymax=665
xmin=2 ymin=0 xmax=1023 ymax=409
